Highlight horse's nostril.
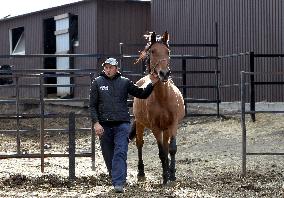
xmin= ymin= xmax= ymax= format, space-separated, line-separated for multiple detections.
xmin=159 ymin=70 xmax=170 ymax=79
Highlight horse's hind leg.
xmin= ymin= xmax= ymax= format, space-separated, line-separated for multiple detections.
xmin=169 ymin=136 xmax=177 ymax=181
xmin=136 ymin=122 xmax=145 ymax=179
xmin=129 ymin=120 xmax=136 ymax=140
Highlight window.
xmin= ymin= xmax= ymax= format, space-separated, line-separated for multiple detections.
xmin=9 ymin=26 xmax=25 ymax=55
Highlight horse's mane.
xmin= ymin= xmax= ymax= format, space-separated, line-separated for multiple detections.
xmin=134 ymin=31 xmax=170 ymax=73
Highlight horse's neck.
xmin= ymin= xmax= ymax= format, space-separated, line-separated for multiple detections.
xmin=153 ymin=82 xmax=170 ymax=102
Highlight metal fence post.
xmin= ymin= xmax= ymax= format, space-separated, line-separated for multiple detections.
xmin=91 ymin=121 xmax=96 ymax=171
xmin=249 ymin=52 xmax=256 ymax=121
xmin=69 ymin=112 xmax=76 ymax=181
xmin=119 ymin=43 xmax=123 ymax=72
xmin=89 ymin=73 xmax=96 ymax=171
xmin=215 ymin=22 xmax=220 ymax=117
xmin=241 ymin=71 xmax=247 ymax=176
xmin=39 ymin=73 xmax=45 ymax=173
xmin=182 ymin=58 xmax=187 ymax=115
xmin=15 ymin=75 xmax=21 ymax=154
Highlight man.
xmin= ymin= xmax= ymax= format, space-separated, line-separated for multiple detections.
xmin=89 ymin=57 xmax=157 ymax=193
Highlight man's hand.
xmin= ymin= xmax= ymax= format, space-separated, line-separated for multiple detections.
xmin=93 ymin=122 xmax=104 ymax=137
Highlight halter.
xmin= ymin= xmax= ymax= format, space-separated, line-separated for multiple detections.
xmin=149 ymin=58 xmax=170 ymax=75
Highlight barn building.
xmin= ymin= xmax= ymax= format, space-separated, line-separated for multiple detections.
xmin=0 ymin=0 xmax=283 ymax=104
xmin=0 ymin=0 xmax=150 ymax=99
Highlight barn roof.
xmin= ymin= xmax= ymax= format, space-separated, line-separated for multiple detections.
xmin=0 ymin=0 xmax=150 ymax=22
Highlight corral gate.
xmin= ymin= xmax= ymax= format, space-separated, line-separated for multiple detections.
xmin=240 ymin=70 xmax=284 ymax=176
xmin=0 ymin=68 xmax=97 ymax=181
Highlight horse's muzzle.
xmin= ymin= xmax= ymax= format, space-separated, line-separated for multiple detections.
xmin=159 ymin=69 xmax=171 ymax=82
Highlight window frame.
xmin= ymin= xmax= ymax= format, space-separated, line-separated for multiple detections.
xmin=9 ymin=26 xmax=25 ymax=55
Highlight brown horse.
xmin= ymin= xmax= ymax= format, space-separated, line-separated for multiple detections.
xmin=130 ymin=31 xmax=185 ymax=184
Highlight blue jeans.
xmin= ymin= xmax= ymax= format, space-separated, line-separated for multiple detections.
xmin=100 ymin=122 xmax=130 ymax=186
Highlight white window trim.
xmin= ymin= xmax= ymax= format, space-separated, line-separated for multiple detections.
xmin=9 ymin=28 xmax=25 ymax=55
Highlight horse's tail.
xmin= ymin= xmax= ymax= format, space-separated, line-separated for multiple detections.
xmin=129 ymin=120 xmax=136 ymax=141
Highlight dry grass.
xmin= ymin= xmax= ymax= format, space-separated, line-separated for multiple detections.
xmin=0 ymin=105 xmax=283 ymax=197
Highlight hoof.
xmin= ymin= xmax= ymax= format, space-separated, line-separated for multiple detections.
xmin=163 ymin=180 xmax=176 ymax=187
xmin=137 ymin=175 xmax=146 ymax=182
xmin=137 ymin=171 xmax=145 ymax=177
xmin=169 ymin=175 xmax=176 ymax=181
xmin=162 ymin=179 xmax=168 ymax=185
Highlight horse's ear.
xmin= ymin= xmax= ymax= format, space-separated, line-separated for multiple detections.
xmin=151 ymin=32 xmax=157 ymax=44
xmin=162 ymin=31 xmax=169 ymax=47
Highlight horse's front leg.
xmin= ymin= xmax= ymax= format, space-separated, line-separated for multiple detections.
xmin=156 ymin=131 xmax=170 ymax=184
xmin=169 ymin=136 xmax=177 ymax=181
xmin=136 ymin=122 xmax=145 ymax=180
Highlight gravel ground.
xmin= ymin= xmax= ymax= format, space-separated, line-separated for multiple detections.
xmin=0 ymin=104 xmax=283 ymax=197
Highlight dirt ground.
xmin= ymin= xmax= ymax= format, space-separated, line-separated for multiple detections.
xmin=0 ymin=104 xmax=283 ymax=197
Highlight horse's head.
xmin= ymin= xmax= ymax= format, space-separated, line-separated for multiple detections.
xmin=136 ymin=31 xmax=171 ymax=82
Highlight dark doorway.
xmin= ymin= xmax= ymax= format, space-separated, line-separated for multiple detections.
xmin=43 ymin=18 xmax=56 ymax=96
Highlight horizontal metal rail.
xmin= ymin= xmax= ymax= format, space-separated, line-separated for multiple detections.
xmin=247 ymin=152 xmax=284 ymax=155
xmin=254 ymin=53 xmax=284 ymax=57
xmin=171 ymin=70 xmax=220 ymax=74
xmin=178 ymin=85 xmax=218 ymax=89
xmin=254 ymin=81 xmax=284 ymax=85
xmin=244 ymin=110 xmax=284 ymax=114
xmin=218 ymin=51 xmax=250 ymax=59
xmin=122 ymin=54 xmax=219 ymax=60
xmin=241 ymin=71 xmax=284 ymax=75
xmin=0 ymin=69 xmax=97 ymax=74
xmin=0 ymin=54 xmax=106 ymax=58
xmin=120 ymin=43 xmax=218 ymax=48
xmin=169 ymin=43 xmax=218 ymax=47
xmin=187 ymin=113 xmax=221 ymax=117
xmin=0 ymin=98 xmax=89 ymax=104
xmin=0 ymin=113 xmax=89 ymax=119
xmin=0 ymin=84 xmax=90 ymax=88
xmin=0 ymin=153 xmax=92 ymax=159
xmin=0 ymin=128 xmax=91 ymax=134
xmin=184 ymin=98 xmax=221 ymax=103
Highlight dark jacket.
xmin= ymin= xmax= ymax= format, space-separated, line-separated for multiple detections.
xmin=89 ymin=72 xmax=154 ymax=123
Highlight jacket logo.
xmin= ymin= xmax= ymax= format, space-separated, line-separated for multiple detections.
xmin=100 ymin=86 xmax=108 ymax=90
